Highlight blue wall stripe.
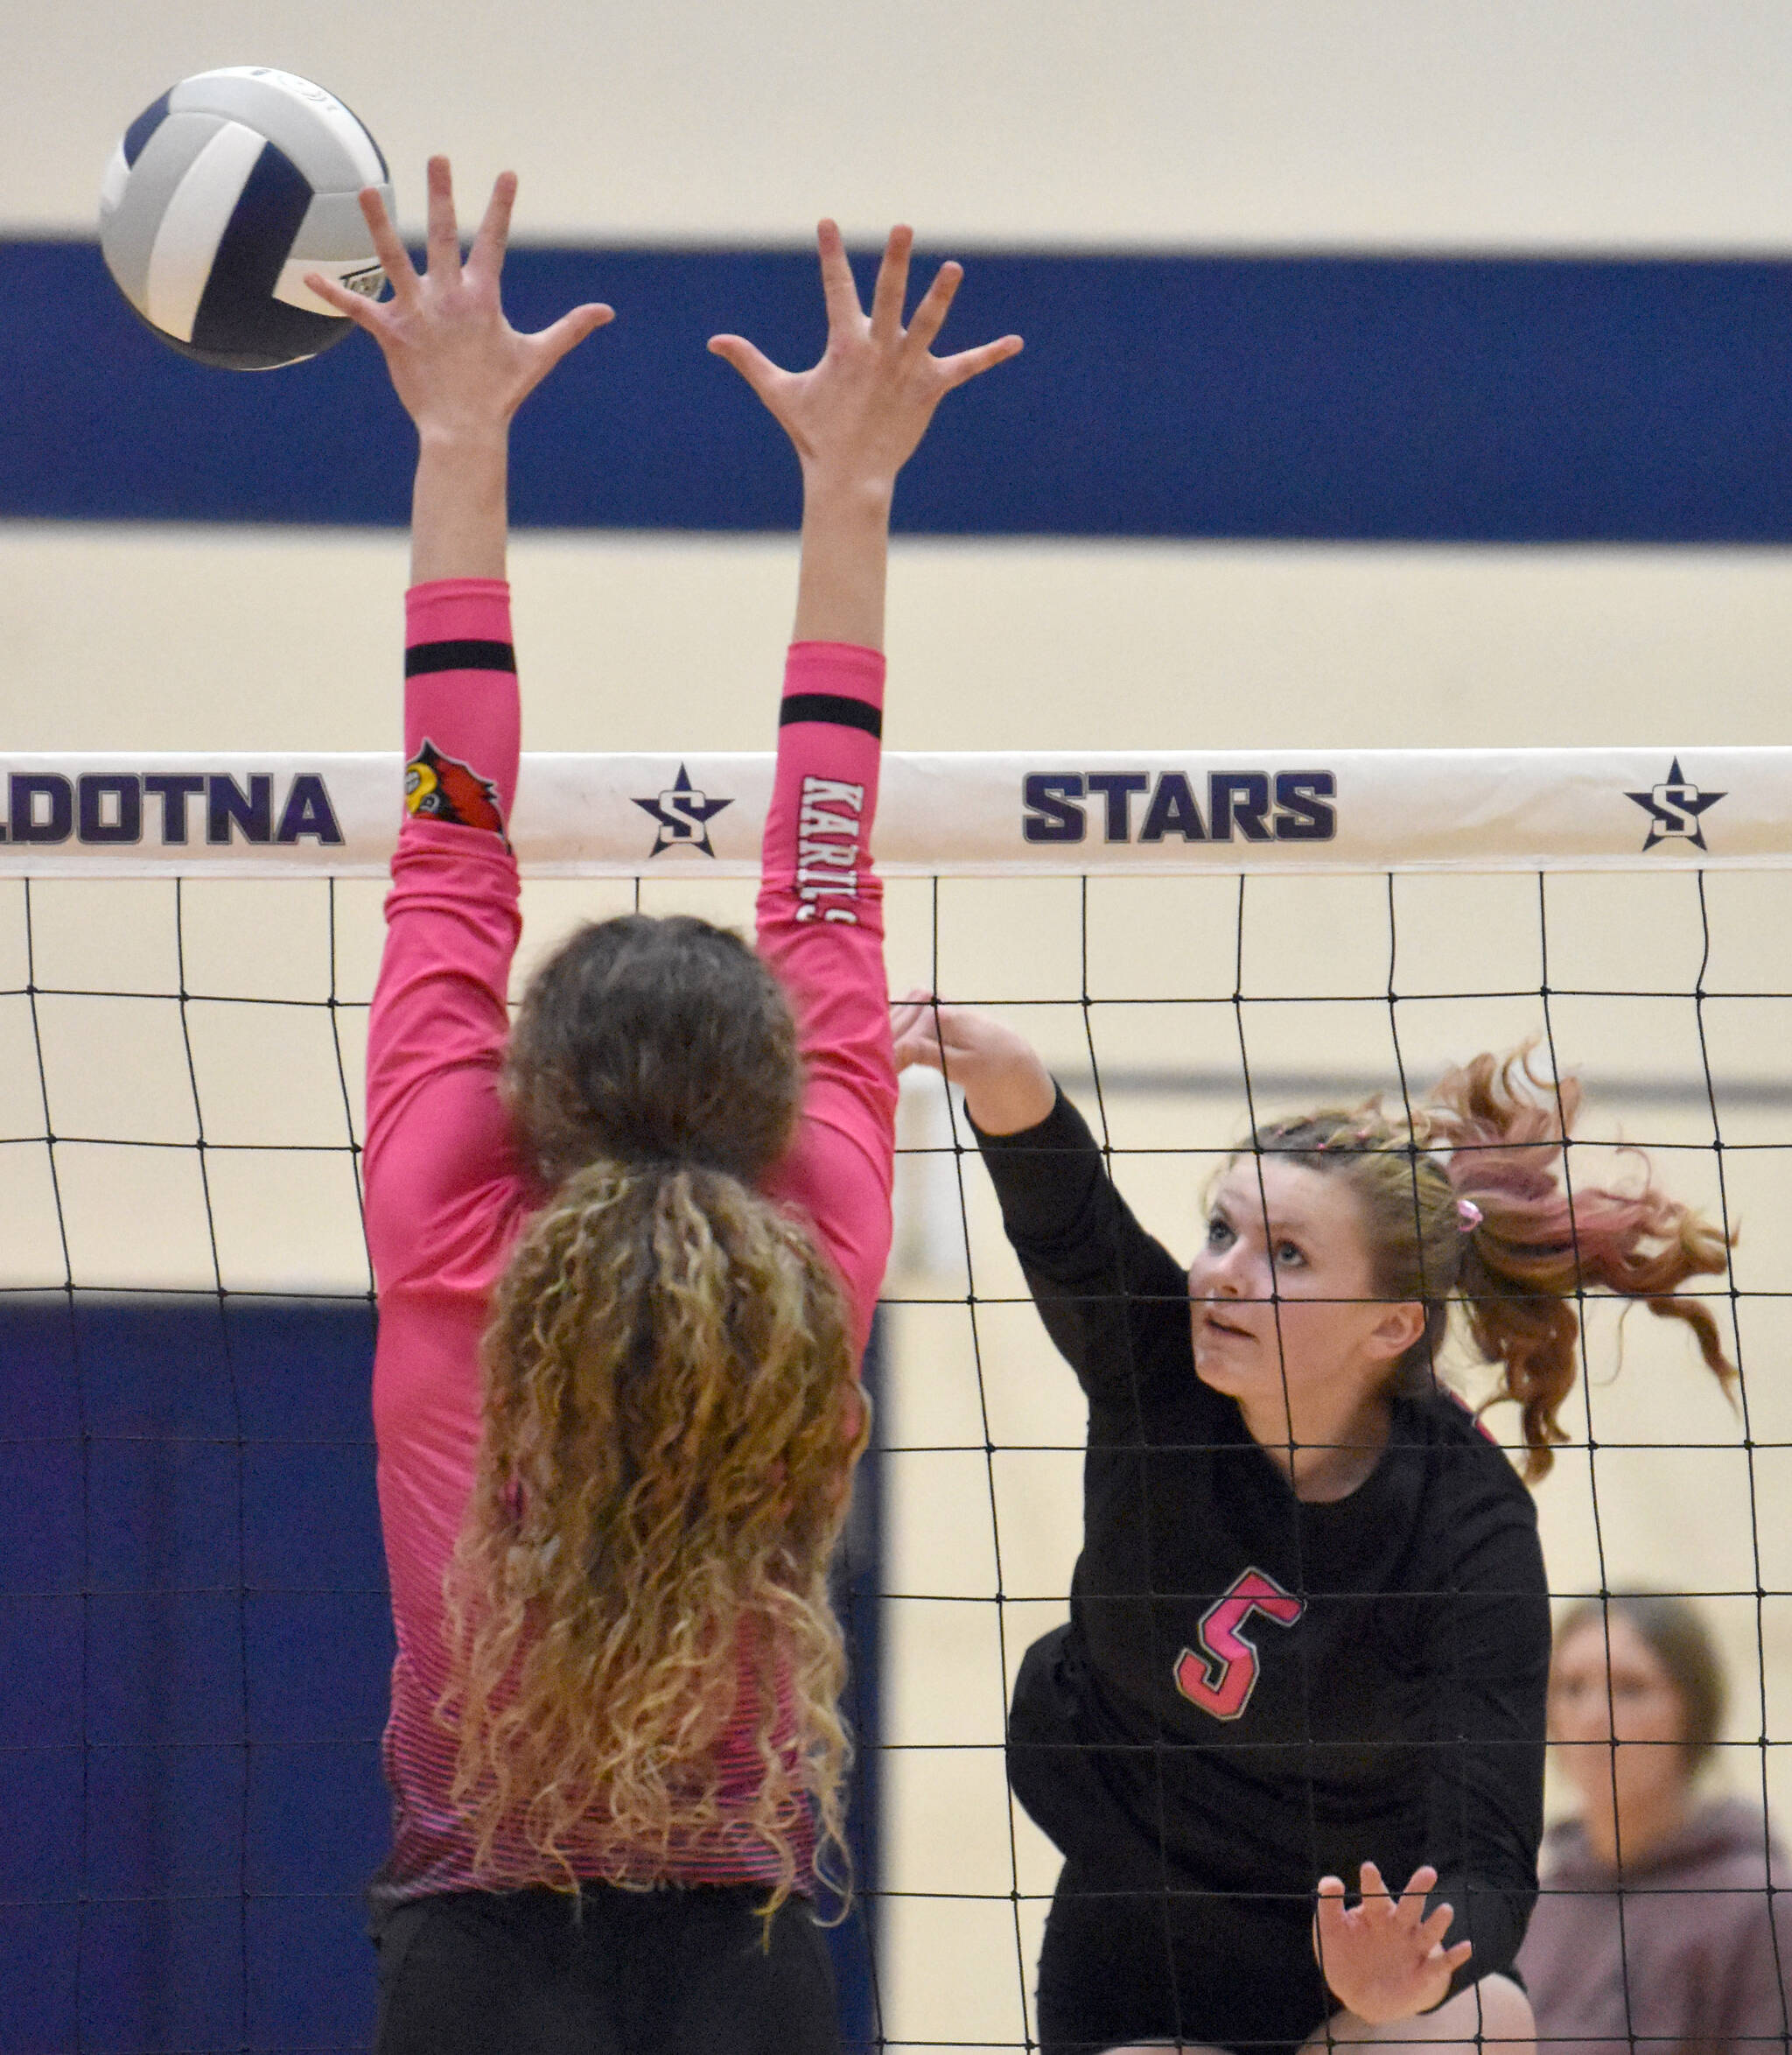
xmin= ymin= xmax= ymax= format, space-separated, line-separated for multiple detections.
xmin=7 ymin=236 xmax=1792 ymax=540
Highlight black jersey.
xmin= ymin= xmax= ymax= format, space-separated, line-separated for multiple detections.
xmin=978 ymin=1090 xmax=1551 ymax=2011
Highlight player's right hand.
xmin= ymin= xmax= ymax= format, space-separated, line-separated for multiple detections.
xmin=1312 ymin=1861 xmax=1472 ymax=2024
xmin=305 ymin=156 xmax=611 ymax=436
xmin=891 ymin=992 xmax=1057 ymax=1136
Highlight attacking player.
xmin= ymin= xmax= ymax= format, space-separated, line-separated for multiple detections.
xmin=892 ymin=1000 xmax=1735 ymax=2055
xmin=306 ymin=161 xmax=1018 ymax=2052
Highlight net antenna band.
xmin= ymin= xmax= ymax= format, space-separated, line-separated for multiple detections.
xmin=0 ymin=747 xmax=1776 ymax=878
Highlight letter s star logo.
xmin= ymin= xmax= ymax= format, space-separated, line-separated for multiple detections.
xmin=1173 ymin=1568 xmax=1305 ymax=1722
xmin=1625 ymin=756 xmax=1726 ymax=852
xmin=633 ymin=764 xmax=734 ymax=858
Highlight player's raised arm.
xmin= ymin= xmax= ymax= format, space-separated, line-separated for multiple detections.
xmin=712 ymin=225 xmax=1020 ymax=1343
xmin=316 ymin=159 xmax=610 ymax=1283
xmin=710 ymin=219 xmax=1020 ymax=650
xmin=307 ymin=155 xmax=610 ymax=581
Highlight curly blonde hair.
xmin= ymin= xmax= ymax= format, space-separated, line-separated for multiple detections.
xmin=1250 ymin=1044 xmax=1735 ymax=1480
xmin=438 ymin=914 xmax=868 ymax=1909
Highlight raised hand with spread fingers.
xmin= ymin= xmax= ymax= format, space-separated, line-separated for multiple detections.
xmin=304 ymin=155 xmax=612 ymax=580
xmin=1312 ymin=1862 xmax=1474 ymax=2025
xmin=710 ymin=221 xmax=1021 ymax=649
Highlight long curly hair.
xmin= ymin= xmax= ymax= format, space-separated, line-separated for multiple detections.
xmin=1249 ymin=1044 xmax=1734 ymax=1480
xmin=438 ymin=915 xmax=866 ymax=1906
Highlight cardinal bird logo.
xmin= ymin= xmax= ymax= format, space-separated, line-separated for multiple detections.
xmin=404 ymin=739 xmax=507 ymax=843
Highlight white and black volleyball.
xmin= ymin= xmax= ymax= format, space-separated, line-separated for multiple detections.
xmin=100 ymin=67 xmax=394 ymax=370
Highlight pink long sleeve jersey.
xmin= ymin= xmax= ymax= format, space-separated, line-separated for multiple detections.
xmin=363 ymin=579 xmax=895 ymax=1904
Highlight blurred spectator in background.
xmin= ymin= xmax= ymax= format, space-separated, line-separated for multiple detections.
xmin=1519 ymin=1591 xmax=1792 ymax=2055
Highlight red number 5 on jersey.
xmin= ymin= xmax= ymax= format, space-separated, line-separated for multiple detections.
xmin=1173 ymin=1568 xmax=1305 ymax=1721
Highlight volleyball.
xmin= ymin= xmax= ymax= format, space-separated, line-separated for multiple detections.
xmin=99 ymin=67 xmax=393 ymax=370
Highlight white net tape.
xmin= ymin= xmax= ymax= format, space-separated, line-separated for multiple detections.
xmin=0 ymin=747 xmax=1777 ymax=877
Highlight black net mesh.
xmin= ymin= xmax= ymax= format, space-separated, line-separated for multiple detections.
xmin=4 ymin=861 xmax=1790 ymax=2052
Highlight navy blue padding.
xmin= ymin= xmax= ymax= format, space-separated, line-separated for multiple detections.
xmin=121 ymin=90 xmax=172 ymax=169
xmin=247 ymin=1740 xmax=390 ymax=1894
xmin=0 ymin=1295 xmax=388 ymax=2051
xmin=77 ymin=1294 xmax=238 ymax=1437
xmin=86 ymin=1745 xmax=246 ymax=1897
xmin=187 ymin=139 xmax=353 ymax=369
xmin=0 ymin=1295 xmax=80 ymax=1437
xmin=0 ymin=1906 xmax=79 ymax=2051
xmin=247 ymin=1892 xmax=382 ymax=2045
xmin=0 ymin=1294 xmax=882 ymax=2051
xmin=12 ymin=235 xmax=1792 ymax=537
xmin=0 ymin=1437 xmax=81 ymax=1592
xmin=248 ymin=1734 xmax=388 ymax=1890
xmin=246 ymin=1590 xmax=396 ymax=1742
xmin=87 ymin=1436 xmax=242 ymax=1594
xmin=0 ymin=1596 xmax=82 ymax=1744
xmin=86 ymin=1591 xmax=248 ymax=1745
xmin=0 ymin=1746 xmax=81 ymax=1898
xmin=243 ymin=1441 xmax=385 ymax=1590
xmin=230 ymin=1295 xmax=375 ymax=1441
xmin=81 ymin=1894 xmax=246 ymax=2048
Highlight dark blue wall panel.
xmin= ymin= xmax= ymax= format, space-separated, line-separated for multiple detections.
xmin=8 ymin=237 xmax=1792 ymax=540
xmin=0 ymin=1294 xmax=386 ymax=2054
xmin=0 ymin=1292 xmax=882 ymax=2054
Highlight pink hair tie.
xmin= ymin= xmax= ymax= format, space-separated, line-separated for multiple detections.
xmin=1455 ymin=1198 xmax=1484 ymax=1233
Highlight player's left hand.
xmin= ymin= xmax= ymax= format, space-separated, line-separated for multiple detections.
xmin=708 ymin=221 xmax=1021 ymax=494
xmin=1312 ymin=1862 xmax=1472 ymax=2024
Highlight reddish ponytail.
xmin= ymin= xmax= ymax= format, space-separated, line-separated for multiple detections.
xmin=1250 ymin=1046 xmax=1735 ymax=1481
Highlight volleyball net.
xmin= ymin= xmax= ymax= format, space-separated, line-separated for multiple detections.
xmin=4 ymin=745 xmax=1790 ymax=2053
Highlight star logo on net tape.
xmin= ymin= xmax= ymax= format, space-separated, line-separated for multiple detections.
xmin=1623 ymin=756 xmax=1728 ymax=852
xmin=633 ymin=765 xmax=735 ymax=858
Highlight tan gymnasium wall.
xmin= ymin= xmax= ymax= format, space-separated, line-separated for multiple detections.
xmin=10 ymin=0 xmax=1792 ymax=248
xmin=7 ymin=524 xmax=1792 ymax=754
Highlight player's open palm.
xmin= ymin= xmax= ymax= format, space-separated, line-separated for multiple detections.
xmin=1312 ymin=1862 xmax=1471 ymax=2024
xmin=305 ymin=155 xmax=611 ymax=434
xmin=710 ymin=221 xmax=1020 ymax=489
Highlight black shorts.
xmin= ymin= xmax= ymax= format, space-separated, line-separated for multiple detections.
xmin=1035 ymin=1860 xmax=1332 ymax=2055
xmin=371 ymin=1883 xmax=840 ymax=2055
